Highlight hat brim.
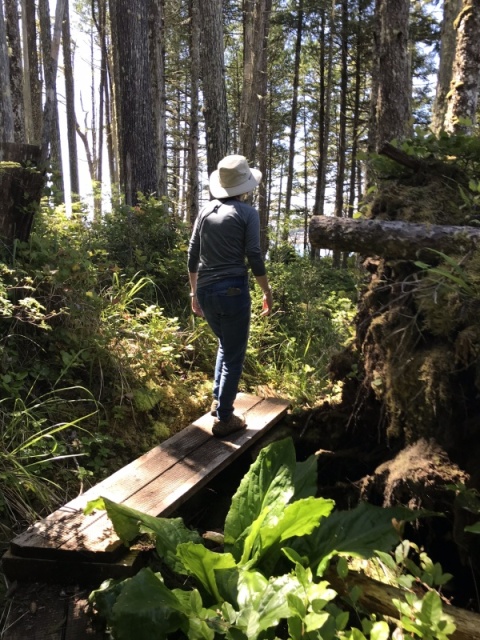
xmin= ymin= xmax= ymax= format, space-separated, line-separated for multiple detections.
xmin=209 ymin=168 xmax=262 ymax=199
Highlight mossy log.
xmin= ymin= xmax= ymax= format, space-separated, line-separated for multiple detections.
xmin=309 ymin=215 xmax=480 ymax=260
xmin=0 ymin=142 xmax=45 ymax=243
xmin=327 ymin=568 xmax=480 ymax=640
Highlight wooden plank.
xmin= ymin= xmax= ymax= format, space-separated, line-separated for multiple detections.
xmin=11 ymin=394 xmax=264 ymax=558
xmin=58 ymin=397 xmax=289 ymax=556
xmin=2 ymin=548 xmax=148 ymax=584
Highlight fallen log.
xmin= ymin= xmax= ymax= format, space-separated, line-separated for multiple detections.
xmin=308 ymin=215 xmax=480 ymax=260
xmin=327 ymin=568 xmax=480 ymax=640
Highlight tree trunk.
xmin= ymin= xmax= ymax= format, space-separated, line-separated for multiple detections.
xmin=187 ymin=0 xmax=200 ymax=225
xmin=431 ymin=0 xmax=461 ymax=134
xmin=5 ymin=0 xmax=25 ymax=143
xmin=256 ymin=0 xmax=272 ymax=254
xmin=0 ymin=142 xmax=44 ymax=242
xmin=0 ymin=0 xmax=14 ymax=142
xmin=313 ymin=0 xmax=334 ymax=217
xmin=374 ymin=0 xmax=410 ymax=150
xmin=199 ymin=0 xmax=229 ymax=177
xmin=21 ymin=0 xmax=42 ymax=144
xmin=62 ymin=0 xmax=79 ymax=198
xmin=342 ymin=1 xmax=363 ymax=268
xmin=283 ymin=0 xmax=303 ymax=241
xmin=327 ymin=568 xmax=480 ymax=640
xmin=332 ymin=0 xmax=348 ymax=269
xmin=149 ymin=0 xmax=168 ymax=199
xmin=444 ymin=0 xmax=480 ymax=134
xmin=110 ymin=0 xmax=158 ymax=205
xmin=38 ymin=0 xmax=65 ymax=198
xmin=240 ymin=0 xmax=270 ymax=165
xmin=309 ymin=215 xmax=480 ymax=261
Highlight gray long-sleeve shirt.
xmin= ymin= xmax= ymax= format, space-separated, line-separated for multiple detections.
xmin=187 ymin=198 xmax=266 ymax=289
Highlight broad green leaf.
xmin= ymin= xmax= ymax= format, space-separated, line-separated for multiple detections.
xmin=255 ymin=574 xmax=303 ymax=632
xmin=171 ymin=589 xmax=218 ymax=640
xmin=110 ymin=568 xmax=184 ymax=640
xmin=293 ymin=454 xmax=319 ymax=499
xmin=370 ymin=621 xmax=390 ymax=640
xmin=176 ymin=542 xmax=236 ymax=602
xmin=244 ymin=497 xmax=334 ymax=570
xmin=236 ymin=568 xmax=269 ymax=608
xmin=91 ymin=496 xmax=202 ymax=575
xmin=224 ymin=438 xmax=297 ymax=557
xmin=291 ymin=502 xmax=421 ymax=575
xmin=304 ymin=611 xmax=329 ymax=633
xmin=88 ymin=578 xmax=126 ymax=624
xmin=465 ymin=522 xmax=480 ymax=533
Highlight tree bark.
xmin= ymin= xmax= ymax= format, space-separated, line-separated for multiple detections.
xmin=0 ymin=0 xmax=14 ymax=142
xmin=283 ymin=0 xmax=303 ymax=241
xmin=332 ymin=0 xmax=348 ymax=268
xmin=431 ymin=0 xmax=461 ymax=134
xmin=38 ymin=0 xmax=65 ymax=194
xmin=21 ymin=0 xmax=42 ymax=144
xmin=374 ymin=0 xmax=410 ymax=150
xmin=240 ymin=0 xmax=270 ymax=165
xmin=5 ymin=0 xmax=25 ymax=143
xmin=444 ymin=0 xmax=480 ymax=134
xmin=0 ymin=142 xmax=44 ymax=242
xmin=256 ymin=0 xmax=272 ymax=255
xmin=309 ymin=215 xmax=480 ymax=261
xmin=187 ymin=0 xmax=200 ymax=225
xmin=149 ymin=0 xmax=168 ymax=199
xmin=313 ymin=0 xmax=334 ymax=216
xmin=327 ymin=569 xmax=480 ymax=640
xmin=110 ymin=0 xmax=158 ymax=205
xmin=199 ymin=0 xmax=229 ymax=177
xmin=62 ymin=0 xmax=79 ymax=198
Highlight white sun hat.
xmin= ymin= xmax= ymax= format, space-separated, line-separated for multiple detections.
xmin=209 ymin=155 xmax=262 ymax=198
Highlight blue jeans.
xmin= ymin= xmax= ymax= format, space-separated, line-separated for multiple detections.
xmin=196 ymin=276 xmax=251 ymax=422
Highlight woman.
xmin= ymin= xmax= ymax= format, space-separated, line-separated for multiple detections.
xmin=187 ymin=155 xmax=273 ymax=437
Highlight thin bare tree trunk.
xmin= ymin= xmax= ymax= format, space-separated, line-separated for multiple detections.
xmin=0 ymin=1 xmax=14 ymax=141
xmin=332 ymin=0 xmax=348 ymax=269
xmin=374 ymin=0 xmax=410 ymax=149
xmin=431 ymin=0 xmax=461 ymax=134
xmin=5 ymin=0 xmax=25 ymax=142
xmin=38 ymin=0 xmax=66 ymax=195
xmin=21 ymin=0 xmax=41 ymax=143
xmin=62 ymin=0 xmax=79 ymax=198
xmin=240 ymin=0 xmax=270 ymax=165
xmin=187 ymin=0 xmax=200 ymax=225
xmin=256 ymin=0 xmax=272 ymax=255
xmin=283 ymin=0 xmax=303 ymax=241
xmin=444 ymin=0 xmax=480 ymax=134
xmin=342 ymin=3 xmax=363 ymax=268
xmin=314 ymin=0 xmax=335 ymax=216
xmin=199 ymin=0 xmax=229 ymax=176
xmin=149 ymin=0 xmax=168 ymax=198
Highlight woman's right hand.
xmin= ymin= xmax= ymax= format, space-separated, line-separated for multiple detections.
xmin=191 ymin=296 xmax=204 ymax=317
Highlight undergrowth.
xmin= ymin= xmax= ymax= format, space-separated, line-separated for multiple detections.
xmin=0 ymin=196 xmax=356 ymax=542
xmin=87 ymin=438 xmax=455 ymax=639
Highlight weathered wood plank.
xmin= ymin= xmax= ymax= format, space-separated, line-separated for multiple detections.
xmin=58 ymin=397 xmax=290 ymax=556
xmin=10 ymin=395 xmax=288 ymax=560
xmin=10 ymin=393 xmax=264 ymax=557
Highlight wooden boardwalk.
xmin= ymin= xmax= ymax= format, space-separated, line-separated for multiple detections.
xmin=1 ymin=394 xmax=289 ymax=639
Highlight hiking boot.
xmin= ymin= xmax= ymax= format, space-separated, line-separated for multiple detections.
xmin=210 ymin=399 xmax=218 ymax=416
xmin=212 ymin=413 xmax=246 ymax=438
